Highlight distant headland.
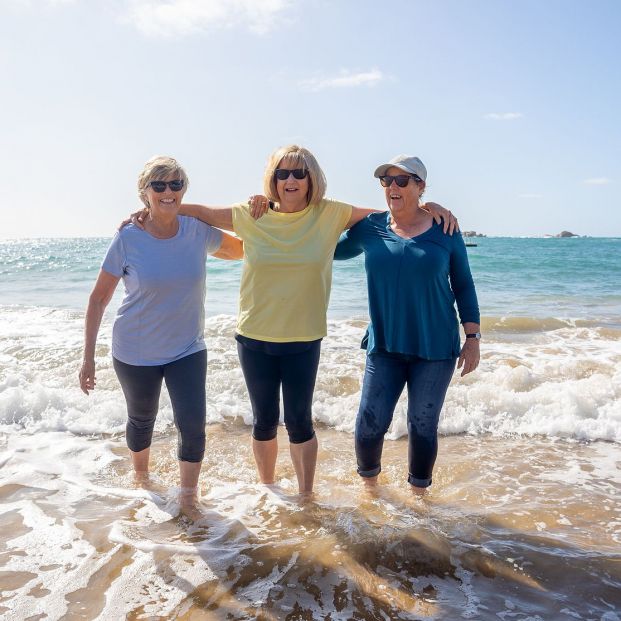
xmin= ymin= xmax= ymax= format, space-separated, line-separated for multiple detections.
xmin=544 ymin=231 xmax=580 ymax=238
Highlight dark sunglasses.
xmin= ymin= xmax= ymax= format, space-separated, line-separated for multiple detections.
xmin=149 ymin=179 xmax=185 ymax=192
xmin=379 ymin=174 xmax=421 ymax=188
xmin=274 ymin=168 xmax=309 ymax=181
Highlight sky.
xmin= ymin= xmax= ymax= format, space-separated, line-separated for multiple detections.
xmin=1 ymin=0 xmax=620 ymax=238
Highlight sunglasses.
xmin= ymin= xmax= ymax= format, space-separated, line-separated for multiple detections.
xmin=149 ymin=179 xmax=185 ymax=192
xmin=274 ymin=168 xmax=309 ymax=181
xmin=379 ymin=174 xmax=422 ymax=188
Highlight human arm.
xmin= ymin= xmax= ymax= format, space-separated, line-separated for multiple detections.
xmin=342 ymin=203 xmax=458 ymax=234
xmin=212 ymin=231 xmax=243 ymax=260
xmin=420 ymin=202 xmax=458 ymax=235
xmin=457 ymin=322 xmax=480 ymax=377
xmin=79 ymin=269 xmax=120 ymax=394
xmin=179 ymin=203 xmax=234 ymax=231
xmin=334 ymin=221 xmax=365 ymax=260
xmin=449 ymin=235 xmax=481 ymax=377
xmin=118 ymin=203 xmax=236 ymax=232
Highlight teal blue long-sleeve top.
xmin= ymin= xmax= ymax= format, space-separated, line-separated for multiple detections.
xmin=334 ymin=212 xmax=480 ymax=360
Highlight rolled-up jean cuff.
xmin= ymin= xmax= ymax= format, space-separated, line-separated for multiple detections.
xmin=358 ymin=465 xmax=381 ymax=478
xmin=408 ymin=474 xmax=432 ymax=488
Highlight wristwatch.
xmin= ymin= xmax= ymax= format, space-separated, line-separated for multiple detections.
xmin=465 ymin=332 xmax=481 ymax=340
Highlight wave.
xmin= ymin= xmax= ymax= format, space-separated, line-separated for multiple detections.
xmin=1 ymin=307 xmax=620 ymax=443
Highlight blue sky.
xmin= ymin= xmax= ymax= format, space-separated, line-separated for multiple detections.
xmin=1 ymin=0 xmax=619 ymax=237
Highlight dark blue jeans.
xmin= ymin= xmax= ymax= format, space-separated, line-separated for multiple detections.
xmin=355 ymin=351 xmax=456 ymax=487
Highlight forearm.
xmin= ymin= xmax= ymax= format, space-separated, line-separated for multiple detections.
xmin=462 ymin=322 xmax=480 ymax=334
xmin=83 ymin=299 xmax=106 ymax=361
xmin=180 ymin=203 xmax=234 ymax=231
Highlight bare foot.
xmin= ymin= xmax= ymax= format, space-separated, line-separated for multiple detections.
xmin=180 ymin=501 xmax=206 ymax=522
xmin=360 ymin=475 xmax=380 ymax=500
xmin=177 ymin=487 xmax=205 ymax=522
xmin=410 ymin=484 xmax=427 ymax=497
xmin=133 ymin=471 xmax=150 ymax=486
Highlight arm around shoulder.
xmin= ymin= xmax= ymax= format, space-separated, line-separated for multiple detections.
xmin=212 ymin=232 xmax=243 ymax=260
xmin=344 ymin=206 xmax=379 ymax=230
xmin=180 ymin=203 xmax=234 ymax=231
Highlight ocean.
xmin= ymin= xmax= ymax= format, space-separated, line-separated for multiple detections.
xmin=1 ymin=235 xmax=620 ymax=620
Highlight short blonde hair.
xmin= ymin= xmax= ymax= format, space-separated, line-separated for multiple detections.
xmin=138 ymin=156 xmax=189 ymax=208
xmin=262 ymin=145 xmax=327 ymax=206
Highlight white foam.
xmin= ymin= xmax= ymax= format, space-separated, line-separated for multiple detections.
xmin=1 ymin=307 xmax=620 ymax=442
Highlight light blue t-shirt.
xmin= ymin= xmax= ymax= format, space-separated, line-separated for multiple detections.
xmin=102 ymin=216 xmax=223 ymax=366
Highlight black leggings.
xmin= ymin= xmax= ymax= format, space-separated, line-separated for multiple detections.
xmin=237 ymin=340 xmax=321 ymax=444
xmin=112 ymin=349 xmax=207 ymax=463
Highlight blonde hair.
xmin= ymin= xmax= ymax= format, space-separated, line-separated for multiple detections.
xmin=262 ymin=145 xmax=327 ymax=206
xmin=137 ymin=156 xmax=189 ymax=208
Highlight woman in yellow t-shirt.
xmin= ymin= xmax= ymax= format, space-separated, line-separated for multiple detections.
xmin=176 ymin=145 xmax=454 ymax=495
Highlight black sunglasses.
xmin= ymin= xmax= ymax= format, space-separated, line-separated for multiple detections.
xmin=379 ymin=174 xmax=421 ymax=188
xmin=274 ymin=168 xmax=308 ymax=181
xmin=149 ymin=179 xmax=185 ymax=193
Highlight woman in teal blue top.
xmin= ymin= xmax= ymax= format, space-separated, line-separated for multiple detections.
xmin=335 ymin=154 xmax=480 ymax=493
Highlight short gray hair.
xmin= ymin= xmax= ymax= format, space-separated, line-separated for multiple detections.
xmin=138 ymin=156 xmax=189 ymax=208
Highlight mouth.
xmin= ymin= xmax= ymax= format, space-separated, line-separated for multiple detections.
xmin=159 ymin=198 xmax=176 ymax=204
xmin=389 ymin=192 xmax=403 ymax=200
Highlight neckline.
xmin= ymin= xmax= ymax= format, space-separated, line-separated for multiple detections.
xmin=385 ymin=212 xmax=435 ymax=240
xmin=141 ymin=215 xmax=182 ymax=240
xmin=268 ymin=204 xmax=311 ymax=217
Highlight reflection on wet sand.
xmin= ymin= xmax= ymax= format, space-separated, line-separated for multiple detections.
xmin=1 ymin=424 xmax=619 ymax=620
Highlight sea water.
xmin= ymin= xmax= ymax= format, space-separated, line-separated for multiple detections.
xmin=1 ymin=235 xmax=620 ymax=620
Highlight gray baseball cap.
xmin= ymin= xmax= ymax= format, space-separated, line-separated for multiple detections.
xmin=374 ymin=155 xmax=427 ymax=181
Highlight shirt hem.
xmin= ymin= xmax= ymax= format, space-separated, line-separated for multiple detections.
xmin=236 ymin=329 xmax=326 ymax=343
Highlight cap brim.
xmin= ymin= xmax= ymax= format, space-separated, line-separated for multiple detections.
xmin=374 ymin=163 xmax=411 ymax=178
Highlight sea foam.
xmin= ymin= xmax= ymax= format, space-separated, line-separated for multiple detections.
xmin=0 ymin=306 xmax=620 ymax=442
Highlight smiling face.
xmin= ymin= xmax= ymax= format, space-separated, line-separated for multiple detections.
xmin=275 ymin=156 xmax=310 ymax=207
xmin=383 ymin=165 xmax=425 ymax=215
xmin=144 ymin=175 xmax=186 ymax=217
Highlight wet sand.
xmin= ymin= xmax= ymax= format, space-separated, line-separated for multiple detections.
xmin=1 ymin=422 xmax=620 ymax=620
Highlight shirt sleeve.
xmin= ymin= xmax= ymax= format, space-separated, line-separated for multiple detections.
xmin=203 ymin=224 xmax=223 ymax=255
xmin=334 ymin=219 xmax=365 ymax=260
xmin=449 ymin=233 xmax=480 ymax=324
xmin=326 ymin=199 xmax=354 ymax=232
xmin=101 ymin=231 xmax=127 ymax=277
xmin=231 ymin=202 xmax=251 ymax=239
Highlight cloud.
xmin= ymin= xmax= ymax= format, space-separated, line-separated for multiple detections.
xmin=583 ymin=177 xmax=612 ymax=185
xmin=519 ymin=193 xmax=543 ymax=199
xmin=4 ymin=0 xmax=76 ymax=7
xmin=484 ymin=112 xmax=524 ymax=121
xmin=299 ymin=69 xmax=384 ymax=92
xmin=123 ymin=0 xmax=292 ymax=36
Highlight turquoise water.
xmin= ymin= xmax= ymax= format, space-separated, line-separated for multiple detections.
xmin=1 ymin=237 xmax=620 ymax=620
xmin=1 ymin=236 xmax=620 ymax=325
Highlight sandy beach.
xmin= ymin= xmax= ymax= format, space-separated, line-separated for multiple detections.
xmin=2 ymin=421 xmax=620 ymax=620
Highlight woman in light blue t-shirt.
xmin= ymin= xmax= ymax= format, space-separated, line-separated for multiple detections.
xmin=79 ymin=156 xmax=243 ymax=520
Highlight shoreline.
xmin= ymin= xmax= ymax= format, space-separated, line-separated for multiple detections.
xmin=1 ymin=424 xmax=619 ymax=619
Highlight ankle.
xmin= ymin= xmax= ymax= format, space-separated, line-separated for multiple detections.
xmin=177 ymin=486 xmax=199 ymax=505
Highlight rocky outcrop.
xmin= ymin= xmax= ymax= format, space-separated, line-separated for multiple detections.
xmin=556 ymin=231 xmax=578 ymax=237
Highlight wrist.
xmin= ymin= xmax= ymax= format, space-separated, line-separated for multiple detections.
xmin=465 ymin=332 xmax=481 ymax=341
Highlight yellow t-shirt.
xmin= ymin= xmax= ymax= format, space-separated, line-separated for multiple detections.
xmin=232 ymin=198 xmax=353 ymax=342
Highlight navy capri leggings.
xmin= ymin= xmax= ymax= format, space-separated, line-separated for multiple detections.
xmin=236 ymin=337 xmax=321 ymax=444
xmin=113 ymin=349 xmax=207 ymax=463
